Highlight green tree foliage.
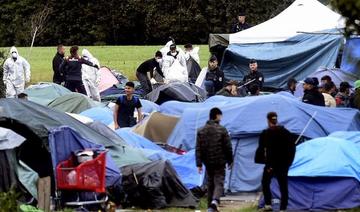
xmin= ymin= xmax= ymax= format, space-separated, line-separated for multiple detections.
xmin=0 ymin=0 xmax=294 ymax=46
xmin=331 ymin=0 xmax=360 ymax=36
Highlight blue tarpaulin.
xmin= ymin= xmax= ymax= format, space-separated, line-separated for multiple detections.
xmin=341 ymin=37 xmax=360 ymax=76
xmin=116 ymin=129 xmax=204 ymax=189
xmin=165 ymin=95 xmax=360 ymax=191
xmin=221 ymin=31 xmax=343 ymax=88
xmin=48 ymin=126 xmax=121 ymax=187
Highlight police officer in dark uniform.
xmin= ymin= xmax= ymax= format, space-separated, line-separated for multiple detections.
xmin=231 ymin=12 xmax=251 ymax=33
xmin=204 ymin=55 xmax=225 ymax=97
xmin=255 ymin=112 xmax=296 ymax=212
xmin=243 ymin=59 xmax=264 ymax=90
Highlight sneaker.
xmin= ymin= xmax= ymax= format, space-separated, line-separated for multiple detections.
xmin=263 ymin=205 xmax=273 ymax=211
xmin=210 ymin=200 xmax=219 ymax=212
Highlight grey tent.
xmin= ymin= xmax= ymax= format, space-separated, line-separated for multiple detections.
xmin=209 ymin=33 xmax=230 ymax=65
xmin=48 ymin=93 xmax=103 ymax=114
xmin=145 ymin=82 xmax=206 ymax=105
xmin=24 ymin=82 xmax=71 ymax=106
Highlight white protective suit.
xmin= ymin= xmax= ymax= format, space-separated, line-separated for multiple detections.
xmin=160 ymin=41 xmax=188 ymax=82
xmin=184 ymin=46 xmax=200 ymax=65
xmin=3 ymin=47 xmax=31 ymax=98
xmin=81 ymin=49 xmax=101 ymax=101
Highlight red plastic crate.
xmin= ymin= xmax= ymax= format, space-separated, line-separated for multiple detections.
xmin=56 ymin=152 xmax=106 ymax=193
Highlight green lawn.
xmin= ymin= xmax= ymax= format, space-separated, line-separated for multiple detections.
xmin=0 ymin=45 xmax=211 ymax=83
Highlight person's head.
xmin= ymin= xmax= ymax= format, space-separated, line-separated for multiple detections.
xmin=209 ymin=107 xmax=222 ymax=122
xmin=155 ymin=51 xmax=162 ymax=63
xmin=184 ymin=43 xmax=193 ymax=52
xmin=10 ymin=46 xmax=18 ymax=61
xmin=249 ymin=59 xmax=258 ymax=72
xmin=302 ymin=77 xmax=316 ymax=91
xmin=249 ymin=83 xmax=260 ymax=95
xmin=69 ymin=45 xmax=79 ymax=58
xmin=323 ymin=82 xmax=334 ymax=94
xmin=57 ymin=44 xmax=65 ymax=55
xmin=225 ymin=80 xmax=238 ymax=89
xmin=237 ymin=12 xmax=246 ymax=24
xmin=267 ymin=112 xmax=278 ymax=127
xmin=339 ymin=81 xmax=352 ymax=94
xmin=320 ymin=75 xmax=332 ymax=85
xmin=17 ymin=93 xmax=28 ymax=100
xmin=124 ymin=81 xmax=135 ymax=95
xmin=355 ymin=80 xmax=360 ymax=91
xmin=287 ymin=78 xmax=297 ymax=91
xmin=208 ymin=55 xmax=218 ymax=70
xmin=312 ymin=77 xmax=319 ymax=88
xmin=170 ymin=43 xmax=177 ymax=53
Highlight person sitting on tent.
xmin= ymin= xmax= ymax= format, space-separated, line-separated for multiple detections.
xmin=52 ymin=44 xmax=65 ymax=85
xmin=3 ymin=46 xmax=31 ymax=98
xmin=136 ymin=51 xmax=164 ymax=95
xmin=204 ymin=55 xmax=225 ymax=97
xmin=113 ymin=81 xmax=143 ymax=129
xmin=286 ymin=78 xmax=297 ymax=95
xmin=81 ymin=49 xmax=101 ymax=101
xmin=335 ymin=81 xmax=352 ymax=107
xmin=321 ymin=82 xmax=336 ymax=107
xmin=255 ymin=112 xmax=295 ymax=212
xmin=216 ymin=80 xmax=238 ymax=97
xmin=350 ymin=80 xmax=360 ymax=110
xmin=243 ymin=59 xmax=264 ymax=90
xmin=231 ymin=12 xmax=251 ymax=33
xmin=184 ymin=43 xmax=200 ymax=65
xmin=196 ymin=107 xmax=233 ymax=212
xmin=302 ymin=77 xmax=325 ymax=106
xmin=60 ymin=46 xmax=99 ymax=95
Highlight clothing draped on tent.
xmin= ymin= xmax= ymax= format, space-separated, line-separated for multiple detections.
xmin=341 ymin=37 xmax=360 ymax=77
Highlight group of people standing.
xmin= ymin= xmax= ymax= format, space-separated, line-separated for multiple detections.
xmin=52 ymin=45 xmax=101 ymax=101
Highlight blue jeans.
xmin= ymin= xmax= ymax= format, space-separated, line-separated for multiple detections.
xmin=204 ymin=80 xmax=215 ymax=97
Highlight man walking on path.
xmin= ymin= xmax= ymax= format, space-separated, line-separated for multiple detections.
xmin=196 ymin=107 xmax=233 ymax=212
xmin=255 ymin=112 xmax=296 ymax=212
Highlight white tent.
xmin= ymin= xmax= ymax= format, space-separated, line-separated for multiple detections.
xmin=229 ymin=0 xmax=345 ymax=44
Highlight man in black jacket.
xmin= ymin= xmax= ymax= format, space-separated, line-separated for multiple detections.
xmin=231 ymin=12 xmax=251 ymax=33
xmin=255 ymin=112 xmax=296 ymax=212
xmin=196 ymin=108 xmax=233 ymax=212
xmin=204 ymin=55 xmax=225 ymax=97
xmin=52 ymin=44 xmax=65 ymax=84
xmin=136 ymin=51 xmax=163 ymax=95
xmin=302 ymin=77 xmax=325 ymax=106
xmin=60 ymin=46 xmax=98 ymax=94
xmin=243 ymin=59 xmax=264 ymax=90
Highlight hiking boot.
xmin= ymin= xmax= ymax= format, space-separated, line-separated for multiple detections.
xmin=210 ymin=200 xmax=219 ymax=212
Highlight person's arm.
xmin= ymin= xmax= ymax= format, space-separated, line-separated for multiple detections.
xmin=223 ymin=128 xmax=233 ymax=167
xmin=81 ymin=58 xmax=98 ymax=68
xmin=255 ymin=131 xmax=266 ymax=164
xmin=135 ymin=99 xmax=143 ymax=122
xmin=113 ymin=103 xmax=120 ymax=130
xmin=155 ymin=63 xmax=164 ymax=78
xmin=195 ymin=130 xmax=203 ymax=173
xmin=23 ymin=58 xmax=31 ymax=83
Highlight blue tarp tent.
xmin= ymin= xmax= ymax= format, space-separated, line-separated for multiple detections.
xmin=341 ymin=37 xmax=360 ymax=77
xmin=221 ymin=31 xmax=343 ymax=88
xmin=165 ymin=95 xmax=360 ymax=191
xmin=261 ymin=132 xmax=360 ymax=210
xmin=116 ymin=129 xmax=204 ymax=189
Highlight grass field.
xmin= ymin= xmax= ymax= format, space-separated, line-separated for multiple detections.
xmin=0 ymin=45 xmax=211 ymax=83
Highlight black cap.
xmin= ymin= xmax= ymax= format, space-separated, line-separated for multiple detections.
xmin=184 ymin=43 xmax=193 ymax=49
xmin=209 ymin=55 xmax=218 ymax=62
xmin=312 ymin=77 xmax=319 ymax=87
xmin=267 ymin=112 xmax=278 ymax=121
xmin=238 ymin=11 xmax=246 ymax=16
xmin=249 ymin=59 xmax=257 ymax=64
xmin=303 ymin=77 xmax=316 ymax=86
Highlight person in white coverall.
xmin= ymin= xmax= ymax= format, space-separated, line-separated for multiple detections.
xmin=3 ymin=46 xmax=31 ymax=98
xmin=161 ymin=43 xmax=188 ymax=82
xmin=81 ymin=49 xmax=101 ymax=101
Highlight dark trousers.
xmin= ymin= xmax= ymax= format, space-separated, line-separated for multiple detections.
xmin=65 ymin=80 xmax=87 ymax=95
xmin=206 ymin=167 xmax=225 ymax=208
xmin=136 ymin=71 xmax=152 ymax=95
xmin=262 ymin=167 xmax=289 ymax=210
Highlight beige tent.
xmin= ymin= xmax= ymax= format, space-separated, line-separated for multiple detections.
xmin=133 ymin=112 xmax=179 ymax=143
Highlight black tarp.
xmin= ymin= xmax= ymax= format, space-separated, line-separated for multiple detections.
xmin=145 ymin=82 xmax=206 ymax=105
xmin=120 ymin=160 xmax=198 ymax=209
xmin=187 ymin=57 xmax=202 ymax=84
